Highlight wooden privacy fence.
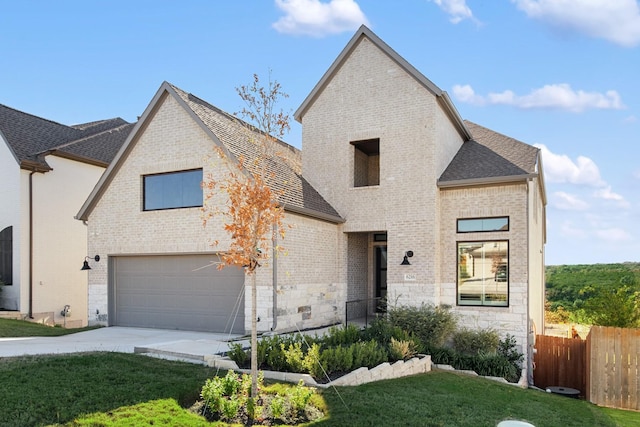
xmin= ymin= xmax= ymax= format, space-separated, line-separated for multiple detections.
xmin=535 ymin=326 xmax=640 ymax=411
xmin=533 ymin=334 xmax=586 ymax=394
xmin=586 ymin=326 xmax=640 ymax=411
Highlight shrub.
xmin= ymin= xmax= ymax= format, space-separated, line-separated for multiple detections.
xmin=387 ymin=304 xmax=457 ymax=350
xmin=227 ymin=342 xmax=248 ymax=367
xmin=452 ymin=328 xmax=499 ymax=356
xmin=351 ymin=340 xmax=388 ymax=369
xmin=389 ymin=337 xmax=418 ymax=361
xmin=322 ymin=324 xmax=362 ymax=348
xmin=282 ymin=341 xmax=306 ymax=372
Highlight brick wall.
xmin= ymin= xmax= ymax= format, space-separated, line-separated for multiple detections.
xmin=86 ymin=92 xmax=344 ymax=333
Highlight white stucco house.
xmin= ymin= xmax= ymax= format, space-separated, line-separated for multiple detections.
xmin=0 ymin=105 xmax=133 ymax=326
xmin=76 ymin=26 xmax=545 ymax=378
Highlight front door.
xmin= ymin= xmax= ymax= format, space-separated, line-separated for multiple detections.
xmin=375 ymin=246 xmax=387 ymax=311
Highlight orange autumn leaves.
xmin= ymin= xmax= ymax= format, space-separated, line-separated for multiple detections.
xmin=202 ymin=73 xmax=290 ymax=274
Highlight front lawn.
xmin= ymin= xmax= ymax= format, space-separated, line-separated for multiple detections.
xmin=0 ymin=318 xmax=100 ymax=337
xmin=1 ymin=352 xmax=636 ymax=426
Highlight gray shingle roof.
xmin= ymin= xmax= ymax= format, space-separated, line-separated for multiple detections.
xmin=168 ymin=84 xmax=343 ymax=222
xmin=0 ymin=103 xmax=131 ymax=170
xmin=438 ymin=120 xmax=539 ymax=184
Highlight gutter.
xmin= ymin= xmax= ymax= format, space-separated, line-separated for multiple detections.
xmin=437 ymin=173 xmax=538 ymax=189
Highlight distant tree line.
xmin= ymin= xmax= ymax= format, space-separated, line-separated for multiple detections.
xmin=545 ymin=263 xmax=640 ymax=328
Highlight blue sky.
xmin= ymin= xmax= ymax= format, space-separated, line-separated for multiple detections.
xmin=1 ymin=0 xmax=638 ymax=266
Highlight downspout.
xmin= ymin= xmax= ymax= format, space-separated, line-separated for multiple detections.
xmin=28 ymin=170 xmax=35 ymax=319
xmin=526 ymin=177 xmax=533 ymax=387
xmin=271 ymin=223 xmax=278 ymax=331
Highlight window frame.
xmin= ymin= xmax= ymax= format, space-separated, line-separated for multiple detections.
xmin=456 ymin=239 xmax=509 ymax=307
xmin=142 ymin=168 xmax=203 ymax=212
xmin=457 ymin=216 xmax=509 ymax=233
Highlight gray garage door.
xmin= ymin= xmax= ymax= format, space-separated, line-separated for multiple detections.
xmin=111 ymin=255 xmax=245 ymax=334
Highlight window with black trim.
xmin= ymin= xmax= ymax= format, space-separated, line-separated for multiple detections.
xmin=457 ymin=217 xmax=509 ymax=233
xmin=457 ymin=241 xmax=508 ymax=307
xmin=143 ymin=169 xmax=203 ymax=211
xmin=352 ymin=138 xmax=379 ymax=187
xmin=0 ymin=226 xmax=12 ymax=285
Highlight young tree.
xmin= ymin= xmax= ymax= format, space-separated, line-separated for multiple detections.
xmin=202 ymin=73 xmax=290 ymax=403
xmin=581 ymin=285 xmax=640 ymax=328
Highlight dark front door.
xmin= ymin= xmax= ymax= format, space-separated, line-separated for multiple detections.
xmin=375 ymin=246 xmax=387 ymax=311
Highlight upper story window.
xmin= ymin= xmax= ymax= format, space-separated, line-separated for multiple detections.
xmin=0 ymin=226 xmax=12 ymax=285
xmin=457 ymin=217 xmax=509 ymax=233
xmin=143 ymin=169 xmax=203 ymax=211
xmin=351 ymin=138 xmax=379 ymax=187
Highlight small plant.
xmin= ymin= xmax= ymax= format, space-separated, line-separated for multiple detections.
xmin=269 ymin=394 xmax=286 ymax=420
xmin=389 ymin=337 xmax=417 ymax=361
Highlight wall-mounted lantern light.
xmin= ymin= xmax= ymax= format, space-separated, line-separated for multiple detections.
xmin=401 ymin=251 xmax=413 ymax=265
xmin=81 ymin=255 xmax=100 ymax=271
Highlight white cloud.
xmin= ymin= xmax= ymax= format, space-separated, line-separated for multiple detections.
xmin=453 ymin=83 xmax=624 ymax=112
xmin=512 ymin=0 xmax=640 ymax=47
xmin=552 ymin=191 xmax=588 ymax=211
xmin=623 ymin=115 xmax=638 ymax=123
xmin=272 ymin=0 xmax=369 ymax=37
xmin=536 ymin=144 xmax=605 ymax=187
xmin=430 ymin=0 xmax=474 ymax=24
xmin=593 ymin=186 xmax=630 ymax=208
xmin=633 ymin=170 xmax=640 ymax=180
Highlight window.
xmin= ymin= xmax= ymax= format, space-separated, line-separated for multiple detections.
xmin=457 ymin=241 xmax=508 ymax=306
xmin=0 ymin=226 xmax=12 ymax=285
xmin=143 ymin=169 xmax=203 ymax=211
xmin=457 ymin=217 xmax=509 ymax=233
xmin=352 ymin=138 xmax=379 ymax=187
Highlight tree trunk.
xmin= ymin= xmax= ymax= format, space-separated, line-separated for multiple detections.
xmin=251 ymin=272 xmax=258 ymax=398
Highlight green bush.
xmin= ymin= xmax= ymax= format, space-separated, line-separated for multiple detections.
xmin=351 ymin=340 xmax=388 ymax=369
xmin=387 ymin=303 xmax=457 ymax=349
xmin=322 ymin=324 xmax=362 ymax=348
xmin=227 ymin=342 xmax=248 ymax=367
xmin=452 ymin=328 xmax=499 ymax=355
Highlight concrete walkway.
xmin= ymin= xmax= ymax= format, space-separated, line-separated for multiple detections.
xmin=0 ymin=327 xmax=242 ymax=363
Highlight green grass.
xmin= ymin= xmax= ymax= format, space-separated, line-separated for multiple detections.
xmin=0 ymin=318 xmax=100 ymax=337
xmin=1 ymin=352 xmax=637 ymax=427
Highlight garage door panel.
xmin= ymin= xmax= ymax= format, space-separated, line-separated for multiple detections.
xmin=113 ymin=255 xmax=245 ymax=333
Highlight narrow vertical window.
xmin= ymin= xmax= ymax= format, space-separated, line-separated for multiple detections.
xmin=0 ymin=226 xmax=12 ymax=285
xmin=352 ymin=138 xmax=379 ymax=187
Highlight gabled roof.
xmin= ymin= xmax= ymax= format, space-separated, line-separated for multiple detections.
xmin=0 ymin=103 xmax=131 ymax=170
xmin=438 ymin=120 xmax=541 ymax=186
xmin=76 ymin=82 xmax=343 ymax=223
xmin=294 ymin=25 xmax=471 ymax=141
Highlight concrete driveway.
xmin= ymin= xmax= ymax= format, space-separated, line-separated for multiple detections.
xmin=0 ymin=327 xmax=243 ymax=364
